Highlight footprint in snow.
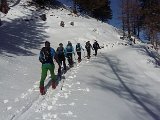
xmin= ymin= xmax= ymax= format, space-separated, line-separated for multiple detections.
xmin=3 ymin=100 xmax=9 ymax=104
xmin=28 ymin=88 xmax=33 ymax=93
xmin=71 ymin=72 xmax=75 ymax=75
xmin=86 ymin=61 xmax=89 ymax=63
xmin=69 ymin=102 xmax=75 ymax=106
xmin=76 ymin=82 xmax=80 ymax=85
xmin=7 ymin=106 xmax=12 ymax=111
xmin=20 ymin=93 xmax=28 ymax=99
xmin=61 ymin=111 xmax=77 ymax=117
xmin=47 ymin=106 xmax=53 ymax=111
xmin=73 ymin=75 xmax=76 ymax=78
xmin=64 ymin=83 xmax=73 ymax=88
xmin=42 ymin=113 xmax=57 ymax=119
xmin=77 ymin=88 xmax=90 ymax=92
xmin=56 ymin=104 xmax=67 ymax=107
xmin=33 ymin=84 xmax=38 ymax=89
xmin=14 ymin=98 xmax=19 ymax=102
xmin=68 ymin=76 xmax=74 ymax=79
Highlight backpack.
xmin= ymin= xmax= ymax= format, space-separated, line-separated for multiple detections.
xmin=39 ymin=47 xmax=53 ymax=64
xmin=66 ymin=45 xmax=72 ymax=52
xmin=93 ymin=43 xmax=97 ymax=48
xmin=76 ymin=44 xmax=81 ymax=51
xmin=85 ymin=43 xmax=90 ymax=49
xmin=57 ymin=47 xmax=64 ymax=55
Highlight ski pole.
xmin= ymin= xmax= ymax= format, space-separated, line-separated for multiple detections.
xmin=74 ymin=54 xmax=77 ymax=65
xmin=83 ymin=51 xmax=85 ymax=58
xmin=61 ymin=79 xmax=64 ymax=90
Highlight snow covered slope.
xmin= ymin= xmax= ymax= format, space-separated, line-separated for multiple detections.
xmin=0 ymin=0 xmax=160 ymax=120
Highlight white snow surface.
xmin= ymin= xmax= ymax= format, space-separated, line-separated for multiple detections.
xmin=0 ymin=0 xmax=160 ymax=120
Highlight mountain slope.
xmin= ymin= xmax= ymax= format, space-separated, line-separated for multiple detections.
xmin=0 ymin=0 xmax=160 ymax=120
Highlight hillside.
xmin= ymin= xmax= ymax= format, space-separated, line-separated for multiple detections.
xmin=0 ymin=0 xmax=160 ymax=120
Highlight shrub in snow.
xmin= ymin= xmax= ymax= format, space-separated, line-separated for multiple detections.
xmin=40 ymin=14 xmax=46 ymax=21
xmin=70 ymin=22 xmax=74 ymax=26
xmin=60 ymin=21 xmax=65 ymax=27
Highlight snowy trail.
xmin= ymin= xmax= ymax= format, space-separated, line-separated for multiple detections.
xmin=1 ymin=2 xmax=160 ymax=119
xmin=10 ymin=46 xmax=160 ymax=120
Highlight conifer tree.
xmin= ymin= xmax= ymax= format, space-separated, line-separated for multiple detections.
xmin=75 ymin=0 xmax=112 ymax=21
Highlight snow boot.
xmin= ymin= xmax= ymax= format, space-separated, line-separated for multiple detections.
xmin=39 ymin=86 xmax=46 ymax=95
xmin=78 ymin=59 xmax=81 ymax=63
xmin=52 ymin=80 xmax=57 ymax=89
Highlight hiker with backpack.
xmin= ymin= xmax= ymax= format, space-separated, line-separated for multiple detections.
xmin=76 ymin=43 xmax=84 ymax=63
xmin=65 ymin=41 xmax=75 ymax=67
xmin=39 ymin=41 xmax=61 ymax=95
xmin=85 ymin=41 xmax=93 ymax=59
xmin=56 ymin=43 xmax=67 ymax=74
xmin=93 ymin=40 xmax=100 ymax=56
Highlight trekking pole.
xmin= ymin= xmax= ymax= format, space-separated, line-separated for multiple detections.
xmin=60 ymin=68 xmax=66 ymax=90
xmin=74 ymin=54 xmax=77 ymax=65
xmin=60 ymin=72 xmax=65 ymax=90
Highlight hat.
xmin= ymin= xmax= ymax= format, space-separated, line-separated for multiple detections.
xmin=59 ymin=43 xmax=63 ymax=45
xmin=45 ymin=41 xmax=50 ymax=44
xmin=45 ymin=41 xmax=50 ymax=47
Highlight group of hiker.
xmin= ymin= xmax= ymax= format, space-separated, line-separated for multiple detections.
xmin=39 ymin=40 xmax=100 ymax=95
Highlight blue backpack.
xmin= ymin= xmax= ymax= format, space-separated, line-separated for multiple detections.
xmin=66 ymin=45 xmax=72 ymax=52
xmin=39 ymin=47 xmax=53 ymax=64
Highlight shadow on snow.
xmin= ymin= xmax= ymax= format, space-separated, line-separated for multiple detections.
xmin=0 ymin=11 xmax=49 ymax=57
xmin=89 ymin=54 xmax=160 ymax=120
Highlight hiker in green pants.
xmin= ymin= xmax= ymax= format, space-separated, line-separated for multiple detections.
xmin=39 ymin=41 xmax=61 ymax=95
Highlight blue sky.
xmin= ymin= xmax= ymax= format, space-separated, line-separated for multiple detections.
xmin=109 ymin=0 xmax=122 ymax=28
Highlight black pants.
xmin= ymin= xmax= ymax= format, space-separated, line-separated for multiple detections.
xmin=58 ymin=55 xmax=66 ymax=74
xmin=94 ymin=49 xmax=98 ymax=56
xmin=67 ymin=53 xmax=73 ymax=66
xmin=86 ymin=49 xmax=91 ymax=59
xmin=77 ymin=52 xmax=81 ymax=60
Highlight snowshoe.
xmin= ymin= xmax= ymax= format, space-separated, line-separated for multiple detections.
xmin=52 ymin=80 xmax=57 ymax=89
xmin=78 ymin=59 xmax=82 ymax=63
xmin=39 ymin=86 xmax=46 ymax=95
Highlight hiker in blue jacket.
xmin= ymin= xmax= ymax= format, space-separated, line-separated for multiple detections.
xmin=65 ymin=41 xmax=75 ymax=67
xmin=39 ymin=41 xmax=61 ymax=95
xmin=76 ymin=43 xmax=84 ymax=62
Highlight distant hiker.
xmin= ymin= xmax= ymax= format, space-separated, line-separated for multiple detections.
xmin=39 ymin=41 xmax=61 ymax=95
xmin=93 ymin=40 xmax=100 ymax=56
xmin=65 ymin=41 xmax=75 ymax=67
xmin=56 ymin=43 xmax=67 ymax=73
xmin=85 ymin=41 xmax=93 ymax=59
xmin=76 ymin=43 xmax=84 ymax=62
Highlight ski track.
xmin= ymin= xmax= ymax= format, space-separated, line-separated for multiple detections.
xmin=7 ymin=55 xmax=95 ymax=120
xmin=0 ymin=42 xmax=125 ymax=120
